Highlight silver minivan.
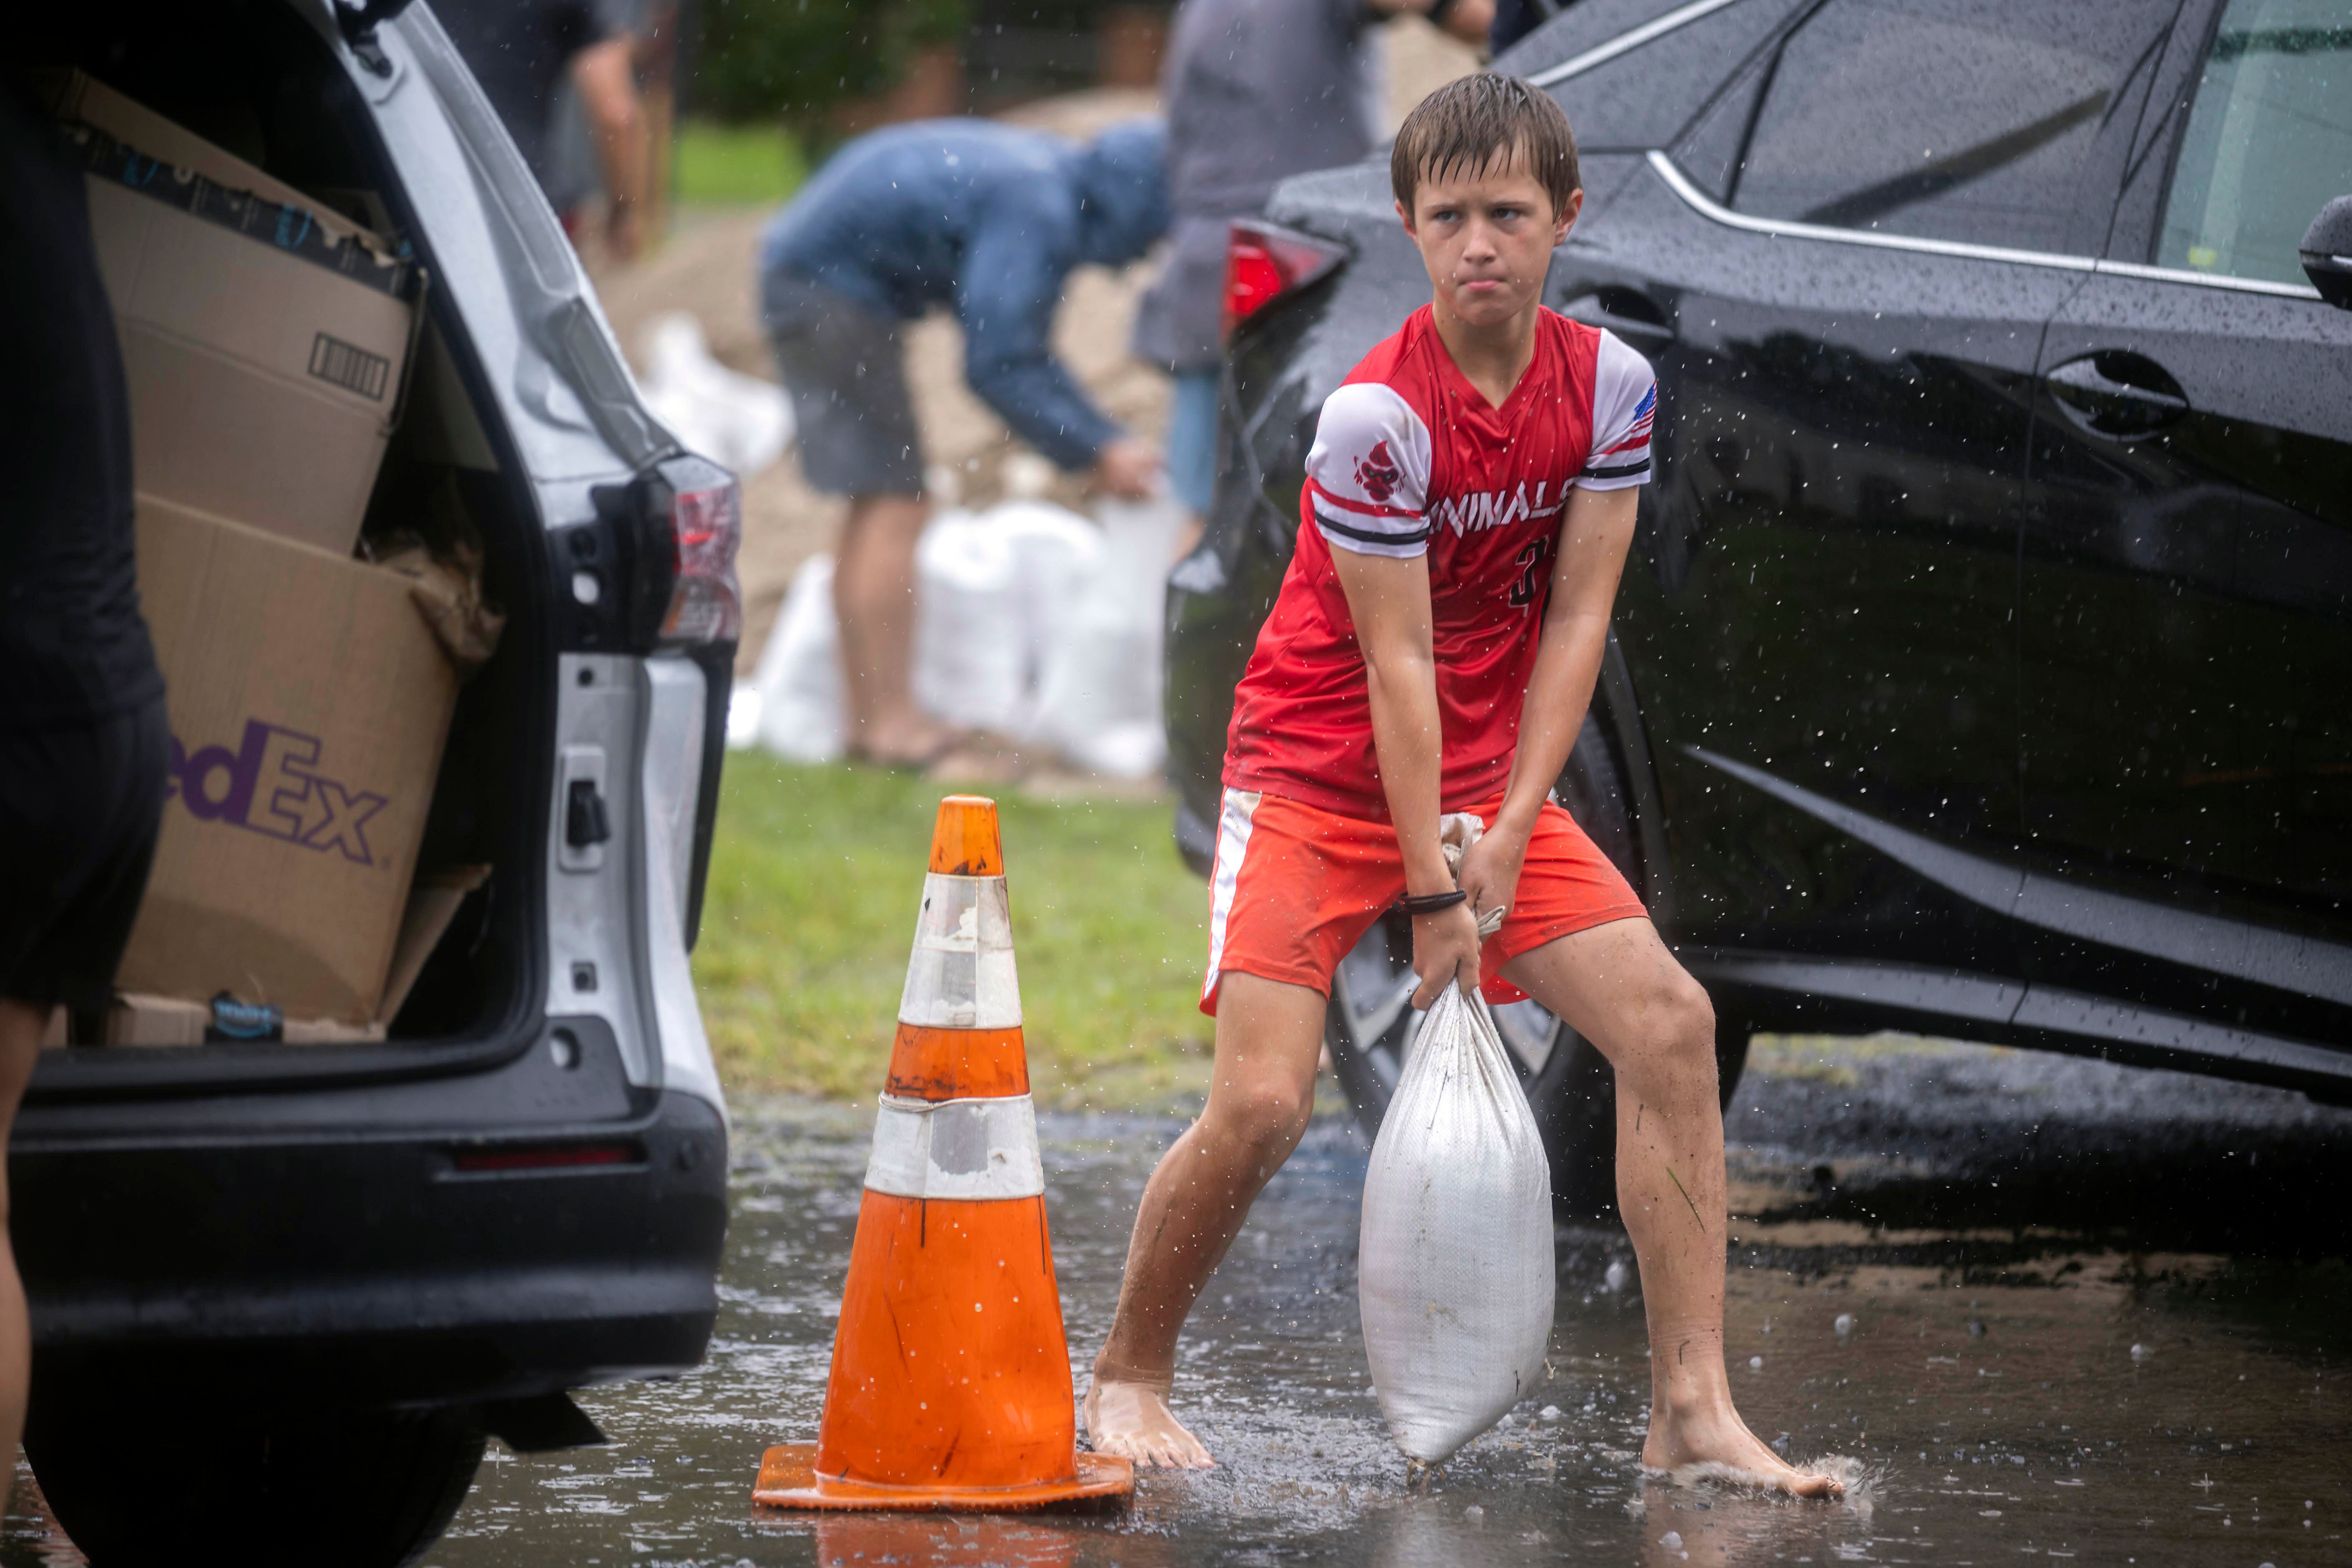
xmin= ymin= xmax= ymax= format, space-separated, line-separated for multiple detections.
xmin=18 ymin=3 xmax=735 ymax=1563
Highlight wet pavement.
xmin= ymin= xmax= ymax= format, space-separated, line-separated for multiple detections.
xmin=11 ymin=1034 xmax=2352 ymax=1566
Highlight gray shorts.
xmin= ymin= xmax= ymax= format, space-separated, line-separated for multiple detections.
xmin=762 ymin=269 xmax=924 ymax=497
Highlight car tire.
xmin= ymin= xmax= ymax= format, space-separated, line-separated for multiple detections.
xmin=26 ymin=1401 xmax=485 ymax=1568
xmin=1323 ymin=712 xmax=1749 ymax=1220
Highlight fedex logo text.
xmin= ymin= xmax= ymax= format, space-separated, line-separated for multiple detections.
xmin=167 ymin=720 xmax=388 ymax=866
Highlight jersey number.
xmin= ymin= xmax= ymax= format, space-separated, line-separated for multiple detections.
xmin=1508 ymin=537 xmax=1550 ymax=609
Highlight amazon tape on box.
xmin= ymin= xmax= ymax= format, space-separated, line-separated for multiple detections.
xmin=41 ymin=70 xmax=420 ymax=556
xmin=114 ymin=496 xmax=463 ymax=1024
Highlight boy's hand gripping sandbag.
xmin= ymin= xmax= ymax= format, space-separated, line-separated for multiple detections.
xmin=1358 ymin=984 xmax=1555 ymax=1462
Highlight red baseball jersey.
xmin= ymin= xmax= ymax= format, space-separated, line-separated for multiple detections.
xmin=1221 ymin=304 xmax=1656 ymax=822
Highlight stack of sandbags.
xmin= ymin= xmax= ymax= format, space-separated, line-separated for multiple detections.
xmin=736 ymin=464 xmax=1183 ymax=778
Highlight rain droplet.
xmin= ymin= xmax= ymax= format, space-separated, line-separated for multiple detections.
xmin=1834 ymin=1314 xmax=1856 ymax=1339
xmin=1660 ymin=1531 xmax=1684 ymax=1550
xmin=1464 ymin=1505 xmax=1484 ymax=1523
xmin=1605 ymin=1260 xmax=1631 ymax=1294
xmin=2131 ymin=1343 xmax=2152 ymax=1363
xmin=1540 ymin=1405 xmax=1563 ymax=1422
xmin=1750 ymin=1355 xmax=1764 ymax=1370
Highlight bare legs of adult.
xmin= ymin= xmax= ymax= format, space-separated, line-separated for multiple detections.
xmin=831 ymin=491 xmax=959 ymax=767
xmin=0 ymin=1002 xmax=47 ymax=1511
xmin=1085 ymin=973 xmax=1326 ymax=1468
xmin=1501 ymin=919 xmax=1841 ymax=1498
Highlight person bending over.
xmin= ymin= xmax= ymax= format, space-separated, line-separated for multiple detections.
xmin=760 ymin=119 xmax=1169 ymax=769
xmin=1082 ymin=73 xmax=1839 ymax=1498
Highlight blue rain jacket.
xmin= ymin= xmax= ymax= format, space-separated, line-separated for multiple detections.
xmin=761 ymin=118 xmax=1170 ymax=472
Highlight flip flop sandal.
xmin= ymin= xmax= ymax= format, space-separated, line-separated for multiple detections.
xmin=846 ymin=731 xmax=974 ymax=775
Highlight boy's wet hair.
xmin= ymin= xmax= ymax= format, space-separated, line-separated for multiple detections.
xmin=1391 ymin=73 xmax=1580 ymax=219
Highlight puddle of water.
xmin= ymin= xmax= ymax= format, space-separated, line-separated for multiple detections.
xmin=5 ymin=1043 xmax=2348 ymax=1565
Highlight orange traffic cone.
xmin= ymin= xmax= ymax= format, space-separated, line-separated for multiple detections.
xmin=754 ymin=796 xmax=1133 ymax=1512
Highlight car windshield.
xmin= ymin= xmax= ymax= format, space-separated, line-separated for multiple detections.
xmin=2158 ymin=0 xmax=2352 ymax=286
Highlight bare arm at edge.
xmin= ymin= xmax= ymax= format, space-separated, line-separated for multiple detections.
xmin=1454 ymin=483 xmax=1641 ymax=919
xmin=572 ymin=38 xmax=647 ymax=259
xmin=1365 ymin=0 xmax=1498 ymax=46
xmin=1328 ymin=546 xmax=1486 ymax=1004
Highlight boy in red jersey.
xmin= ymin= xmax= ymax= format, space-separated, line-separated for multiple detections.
xmin=1083 ymin=74 xmax=1839 ymax=1498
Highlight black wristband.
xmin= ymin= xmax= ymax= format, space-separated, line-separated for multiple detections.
xmin=1398 ymin=888 xmax=1468 ymax=916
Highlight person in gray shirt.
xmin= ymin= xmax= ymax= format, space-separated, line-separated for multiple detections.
xmin=1134 ymin=0 xmax=1492 ymax=529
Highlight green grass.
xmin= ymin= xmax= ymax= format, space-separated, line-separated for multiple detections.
xmin=672 ymin=119 xmax=809 ymax=206
xmin=692 ymin=763 xmax=1215 ymax=1109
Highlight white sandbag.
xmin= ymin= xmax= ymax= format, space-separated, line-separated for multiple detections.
xmin=989 ymin=452 xmax=1102 ymax=689
xmin=1027 ymin=489 xmax=1186 ymax=776
xmin=914 ymin=492 xmax=1100 ymax=740
xmin=911 ymin=505 xmax=1031 ymax=734
xmin=1358 ymin=983 xmax=1555 ymax=1463
xmin=638 ymin=312 xmax=794 ymax=476
xmin=745 ymin=555 xmax=844 ymax=761
xmin=993 ymin=499 xmax=1105 ymax=705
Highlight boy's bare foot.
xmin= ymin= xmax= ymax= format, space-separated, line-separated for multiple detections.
xmin=1643 ymin=1401 xmax=1844 ymax=1499
xmin=1082 ymin=1379 xmax=1214 ymax=1470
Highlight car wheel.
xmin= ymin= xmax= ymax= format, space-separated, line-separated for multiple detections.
xmin=27 ymin=1402 xmax=485 ymax=1568
xmin=1323 ymin=713 xmax=1748 ymax=1220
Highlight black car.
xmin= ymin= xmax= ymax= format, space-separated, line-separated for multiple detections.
xmin=15 ymin=4 xmax=733 ymax=1564
xmin=1168 ymin=0 xmax=2352 ymax=1214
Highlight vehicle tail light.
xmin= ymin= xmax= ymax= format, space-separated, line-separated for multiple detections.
xmin=615 ymin=453 xmax=742 ymax=648
xmin=1222 ymin=221 xmax=1348 ymax=341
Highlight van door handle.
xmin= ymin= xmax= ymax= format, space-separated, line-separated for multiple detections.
xmin=1558 ymin=287 xmax=1675 ymax=344
xmin=2045 ymin=351 xmax=2189 ymax=439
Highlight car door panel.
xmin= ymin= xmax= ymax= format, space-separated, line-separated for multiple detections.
xmin=2025 ymin=279 xmax=2352 ymax=915
xmin=2021 ymin=0 xmax=2352 ymax=1008
xmin=1558 ymin=162 xmax=2060 ymax=968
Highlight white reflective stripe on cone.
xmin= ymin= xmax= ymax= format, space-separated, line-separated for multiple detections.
xmin=898 ymin=873 xmax=1023 ymax=1029
xmin=864 ymin=1093 xmax=1046 ymax=1201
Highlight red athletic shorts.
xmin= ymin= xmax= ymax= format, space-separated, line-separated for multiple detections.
xmin=1200 ymin=787 xmax=1648 ymax=1015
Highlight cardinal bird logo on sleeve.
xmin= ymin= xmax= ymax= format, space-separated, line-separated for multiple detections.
xmin=1354 ymin=440 xmax=1401 ymax=502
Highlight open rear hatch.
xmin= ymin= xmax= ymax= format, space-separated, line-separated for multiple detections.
xmin=25 ymin=0 xmax=553 ymax=1095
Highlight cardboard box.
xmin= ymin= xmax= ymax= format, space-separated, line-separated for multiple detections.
xmin=46 ymin=72 xmax=420 ymax=556
xmin=114 ymin=496 xmax=463 ymax=1024
xmin=103 ymin=866 xmax=488 ymax=1045
xmin=35 ymin=71 xmax=389 ymax=252
xmin=103 ymin=994 xmax=379 ymax=1047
